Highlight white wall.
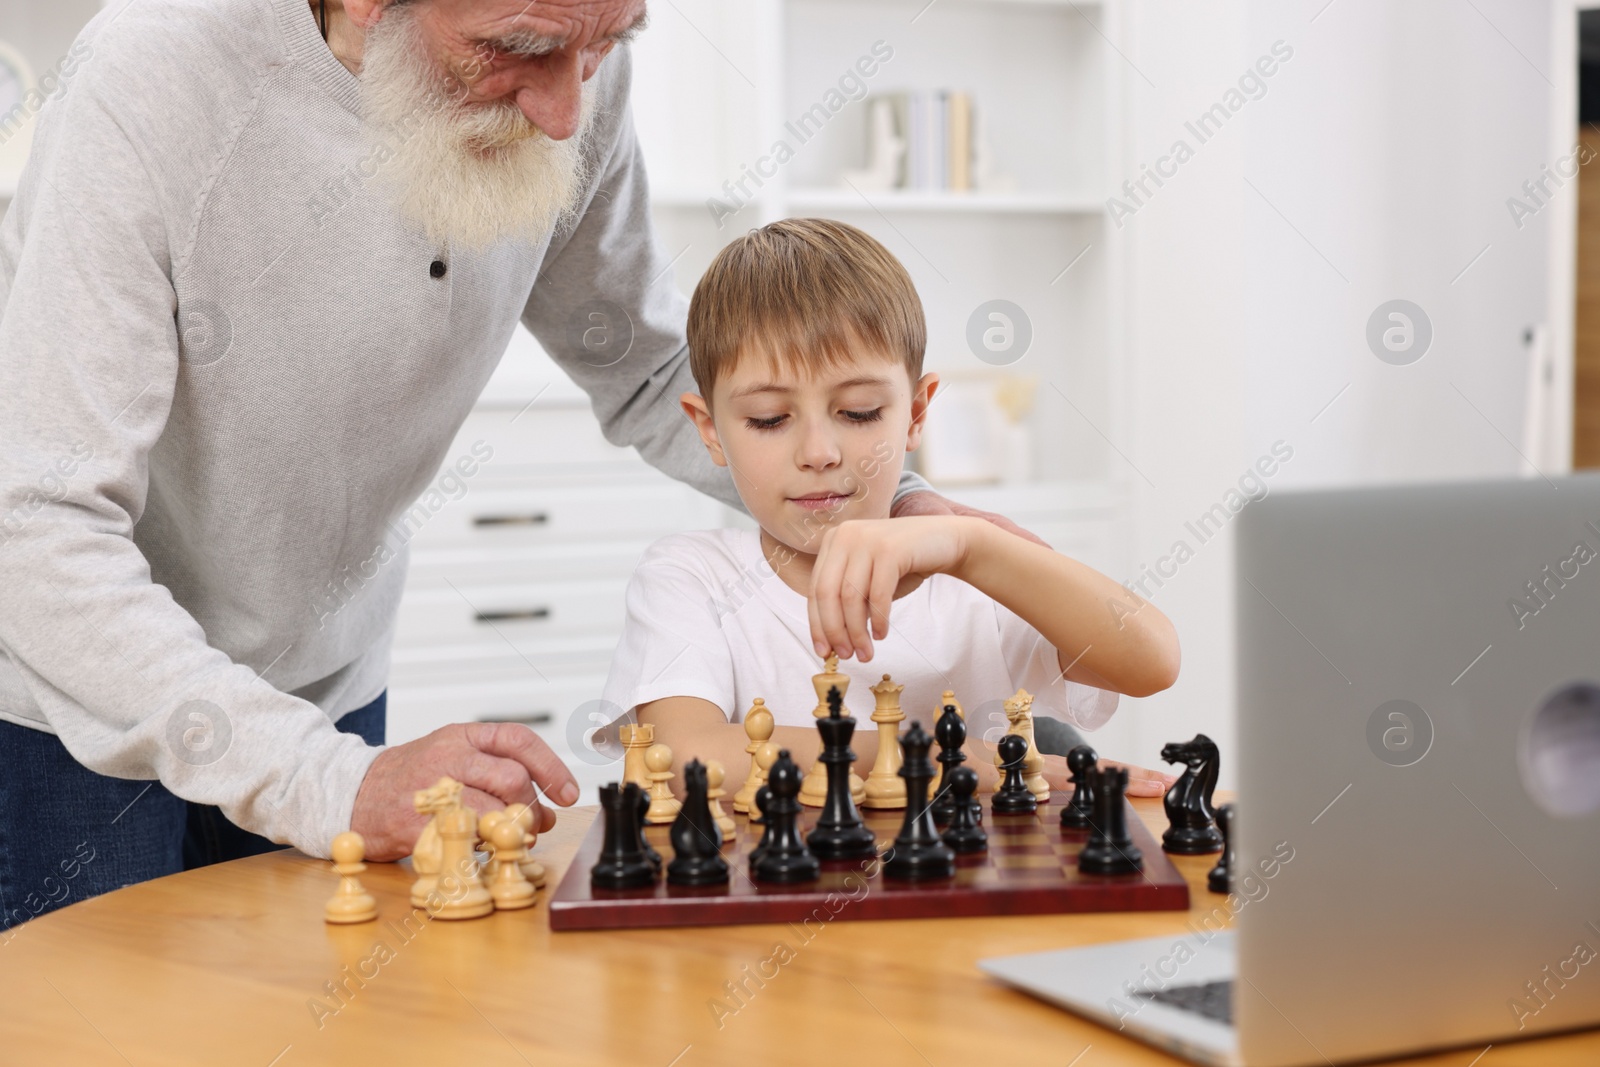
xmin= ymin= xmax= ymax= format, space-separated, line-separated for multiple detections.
xmin=1114 ymin=0 xmax=1567 ymax=785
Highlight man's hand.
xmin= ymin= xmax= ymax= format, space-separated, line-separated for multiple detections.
xmin=891 ymin=489 xmax=1049 ymax=548
xmin=808 ymin=516 xmax=975 ymax=661
xmin=351 ymin=722 xmax=580 ymax=861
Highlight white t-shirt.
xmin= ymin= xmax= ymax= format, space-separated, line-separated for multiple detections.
xmin=600 ymin=528 xmax=1118 ymax=737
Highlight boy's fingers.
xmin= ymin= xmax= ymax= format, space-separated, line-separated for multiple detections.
xmin=810 ymin=540 xmax=853 ymax=659
xmin=868 ymin=558 xmax=898 ymax=642
xmin=841 ymin=554 xmax=876 ymax=662
xmin=813 ymin=576 xmax=850 ymax=659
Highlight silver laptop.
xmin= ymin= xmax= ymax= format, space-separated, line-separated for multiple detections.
xmin=982 ymin=475 xmax=1600 ymax=1066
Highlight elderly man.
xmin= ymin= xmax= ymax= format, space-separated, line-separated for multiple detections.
xmin=0 ymin=0 xmax=1020 ymax=924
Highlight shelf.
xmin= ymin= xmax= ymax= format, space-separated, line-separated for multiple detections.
xmin=648 ymin=188 xmax=1104 ymax=215
xmin=785 ymin=188 xmax=1102 ymax=214
xmin=788 ymin=0 xmax=1106 ymax=7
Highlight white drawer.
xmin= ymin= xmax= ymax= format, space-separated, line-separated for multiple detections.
xmin=394 ymin=577 xmax=627 ymax=650
xmin=404 ymin=542 xmax=652 ymax=590
xmin=400 ymin=482 xmax=710 ymax=552
xmin=389 ymin=643 xmax=621 ymax=689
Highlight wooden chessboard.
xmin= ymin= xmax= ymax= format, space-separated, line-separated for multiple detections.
xmin=547 ymin=795 xmax=1190 ymax=931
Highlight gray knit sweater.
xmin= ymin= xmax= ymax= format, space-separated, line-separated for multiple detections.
xmin=0 ymin=0 xmax=925 ymax=855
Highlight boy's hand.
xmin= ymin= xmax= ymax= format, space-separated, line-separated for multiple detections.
xmin=808 ymin=516 xmax=977 ymax=661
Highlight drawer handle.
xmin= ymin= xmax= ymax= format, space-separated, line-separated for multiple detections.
xmin=474 ymin=608 xmax=552 ymax=624
xmin=479 ymin=712 xmax=555 ymax=728
xmin=473 ymin=513 xmax=550 ymax=527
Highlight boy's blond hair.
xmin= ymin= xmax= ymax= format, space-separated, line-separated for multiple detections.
xmin=685 ymin=218 xmax=925 ymax=402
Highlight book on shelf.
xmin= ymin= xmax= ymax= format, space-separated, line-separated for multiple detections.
xmin=871 ymin=89 xmax=975 ymax=194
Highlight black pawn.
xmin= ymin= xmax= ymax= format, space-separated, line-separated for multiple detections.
xmin=1160 ymin=733 xmax=1225 ymax=854
xmin=1078 ymin=766 xmax=1143 ymax=876
xmin=635 ymin=781 xmax=662 ymax=873
xmin=1208 ymin=803 xmax=1236 ymax=894
xmin=750 ymin=750 xmax=820 ymax=883
xmin=667 ymin=760 xmax=730 ymax=887
xmin=991 ymin=733 xmax=1037 ymax=815
xmin=1059 ymin=744 xmax=1098 ymax=830
xmin=591 ymin=782 xmax=656 ymax=890
xmin=806 ymin=686 xmax=877 ymax=861
xmin=883 ymin=722 xmax=956 ymax=880
xmin=931 ymin=703 xmax=978 ymax=825
xmin=939 ymin=766 xmax=987 ymax=854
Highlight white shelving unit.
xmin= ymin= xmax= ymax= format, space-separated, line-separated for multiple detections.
xmin=630 ymin=0 xmax=1131 ymax=560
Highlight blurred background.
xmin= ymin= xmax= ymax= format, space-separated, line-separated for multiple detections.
xmin=1 ymin=0 xmax=1591 ymax=797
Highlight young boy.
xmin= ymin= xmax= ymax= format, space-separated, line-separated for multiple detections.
xmin=599 ymin=219 xmax=1180 ymax=795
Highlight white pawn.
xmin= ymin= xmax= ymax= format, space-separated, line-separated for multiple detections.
xmin=477 ymin=809 xmax=510 ymax=887
xmin=644 ymin=743 xmax=681 ymax=825
xmin=325 ymin=831 xmax=378 ymax=925
xmin=705 ymin=759 xmax=737 ymax=841
xmin=509 ymin=802 xmax=546 ymax=888
xmin=481 ymin=813 xmax=536 ymax=910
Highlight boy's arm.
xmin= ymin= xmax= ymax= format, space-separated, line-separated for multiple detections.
xmin=634 ymin=697 xmax=879 ymax=795
xmin=954 ymin=519 xmax=1181 ymax=697
xmin=808 ymin=517 xmax=1180 ymax=699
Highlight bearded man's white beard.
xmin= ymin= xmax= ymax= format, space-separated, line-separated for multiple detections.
xmin=359 ymin=6 xmax=597 ymax=250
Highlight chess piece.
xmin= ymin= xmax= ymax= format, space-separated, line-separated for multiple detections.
xmin=732 ymin=699 xmax=775 ymax=813
xmin=992 ymin=689 xmax=1047 ymax=801
xmin=619 ymin=721 xmax=655 ymax=791
xmin=408 ymin=780 xmax=447 ymax=908
xmin=930 ymin=702 xmax=978 ymax=825
xmin=705 ymin=759 xmax=737 ymax=842
xmin=418 ymin=779 xmax=494 ymax=919
xmin=751 ymin=750 xmax=821 ymax=883
xmin=475 ymin=808 xmax=510 ymax=887
xmin=324 ymin=831 xmax=378 ymax=924
xmin=591 ymin=782 xmax=656 ymax=890
xmin=1078 ymin=766 xmax=1143 ymax=876
xmin=938 ymin=767 xmax=988 ymax=854
xmin=806 ymin=686 xmax=878 ymax=861
xmin=509 ymin=802 xmax=546 ymax=888
xmin=861 ymin=674 xmax=907 ymax=809
xmin=667 ymin=761 xmax=731 ymax=886
xmin=643 ymin=743 xmax=682 ymax=825
xmin=748 ymin=786 xmax=772 ymax=868
xmin=747 ymin=743 xmax=779 ymax=825
xmin=634 ymin=783 xmax=662 ymax=873
xmin=799 ymin=654 xmax=865 ymax=807
xmin=883 ymin=723 xmax=956 ymax=880
xmin=1208 ymin=803 xmax=1236 ymax=894
xmin=1060 ymin=744 xmax=1099 ymax=830
xmin=481 ymin=813 xmax=537 ymax=910
xmin=991 ymin=734 xmax=1038 ymax=815
xmin=409 ymin=777 xmax=492 ymax=918
xmin=1160 ymin=734 xmax=1224 ymax=854
xmin=938 ymin=690 xmax=965 ymax=720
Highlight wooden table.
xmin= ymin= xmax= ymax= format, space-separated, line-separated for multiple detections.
xmin=3 ymin=798 xmax=1596 ymax=1066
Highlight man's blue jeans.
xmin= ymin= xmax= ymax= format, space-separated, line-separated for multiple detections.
xmin=0 ymin=690 xmax=385 ymax=931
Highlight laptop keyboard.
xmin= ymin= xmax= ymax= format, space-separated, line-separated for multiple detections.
xmin=1133 ymin=979 xmax=1235 ymax=1025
